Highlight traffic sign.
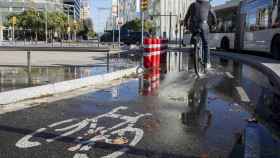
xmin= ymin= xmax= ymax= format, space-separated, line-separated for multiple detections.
xmin=117 ymin=17 xmax=124 ymax=26
xmin=141 ymin=0 xmax=149 ymax=11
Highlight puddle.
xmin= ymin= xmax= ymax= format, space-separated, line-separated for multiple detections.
xmin=81 ymin=51 xmax=280 ymax=157
xmin=0 ymin=54 xmax=140 ymax=92
xmin=0 ymin=51 xmax=279 ymax=158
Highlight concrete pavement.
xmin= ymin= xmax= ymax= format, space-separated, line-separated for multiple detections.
xmin=0 ymin=51 xmax=110 ymax=67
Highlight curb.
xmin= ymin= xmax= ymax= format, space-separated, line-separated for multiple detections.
xmin=213 ymin=51 xmax=280 ymax=91
xmin=0 ymin=67 xmax=138 ymax=105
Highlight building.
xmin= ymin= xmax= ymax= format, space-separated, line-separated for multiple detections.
xmin=118 ymin=0 xmax=137 ymax=24
xmin=148 ymin=0 xmax=195 ymax=39
xmin=63 ymin=0 xmax=81 ymax=20
xmin=105 ymin=0 xmax=138 ymax=32
xmin=80 ymin=0 xmax=90 ymax=20
xmin=0 ymin=0 xmax=63 ymax=41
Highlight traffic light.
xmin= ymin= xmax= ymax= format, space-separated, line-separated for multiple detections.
xmin=141 ymin=0 xmax=148 ymax=11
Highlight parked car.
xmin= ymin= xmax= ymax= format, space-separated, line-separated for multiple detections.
xmin=122 ymin=32 xmax=150 ymax=45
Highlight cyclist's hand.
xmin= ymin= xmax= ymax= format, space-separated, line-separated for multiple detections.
xmin=212 ymin=26 xmax=217 ymax=31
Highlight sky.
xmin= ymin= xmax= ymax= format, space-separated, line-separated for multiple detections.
xmin=91 ymin=0 xmax=227 ymax=33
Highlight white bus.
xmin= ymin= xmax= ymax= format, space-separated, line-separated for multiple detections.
xmin=183 ymin=0 xmax=280 ymax=59
xmin=209 ymin=1 xmax=238 ymax=50
xmin=236 ymin=0 xmax=280 ymax=58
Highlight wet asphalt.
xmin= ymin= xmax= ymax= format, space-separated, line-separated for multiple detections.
xmin=0 ymin=52 xmax=279 ymax=158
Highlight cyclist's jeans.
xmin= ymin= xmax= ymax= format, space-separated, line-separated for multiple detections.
xmin=191 ymin=24 xmax=210 ymax=64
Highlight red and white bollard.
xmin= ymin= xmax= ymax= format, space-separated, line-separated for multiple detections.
xmin=141 ymin=37 xmax=168 ymax=96
xmin=142 ymin=68 xmax=160 ymax=96
xmin=143 ymin=38 xmax=161 ymax=69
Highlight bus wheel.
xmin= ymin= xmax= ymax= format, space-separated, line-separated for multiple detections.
xmin=221 ymin=37 xmax=230 ymax=51
xmin=271 ymin=36 xmax=280 ymax=59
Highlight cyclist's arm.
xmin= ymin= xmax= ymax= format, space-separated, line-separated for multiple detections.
xmin=209 ymin=7 xmax=217 ymax=26
xmin=184 ymin=3 xmax=194 ymax=27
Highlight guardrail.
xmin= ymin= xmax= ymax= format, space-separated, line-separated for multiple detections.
xmin=0 ymin=40 xmax=123 ymax=49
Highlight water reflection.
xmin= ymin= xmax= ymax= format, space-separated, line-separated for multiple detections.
xmin=139 ymin=51 xmax=280 ymax=156
xmin=181 ymin=81 xmax=212 ymax=134
xmin=0 ymin=55 xmax=140 ymax=92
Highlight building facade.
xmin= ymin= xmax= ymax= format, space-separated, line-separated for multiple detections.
xmin=63 ymin=0 xmax=81 ymax=20
xmin=0 ymin=0 xmax=63 ymax=41
xmin=80 ymin=0 xmax=90 ymax=20
xmin=105 ymin=0 xmax=138 ymax=32
xmin=148 ymin=0 xmax=195 ymax=39
xmin=119 ymin=0 xmax=137 ymax=24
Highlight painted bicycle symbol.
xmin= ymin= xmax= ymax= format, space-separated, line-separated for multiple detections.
xmin=16 ymin=106 xmax=152 ymax=158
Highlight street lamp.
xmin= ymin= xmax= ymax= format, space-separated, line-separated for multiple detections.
xmin=63 ymin=4 xmax=75 ymax=41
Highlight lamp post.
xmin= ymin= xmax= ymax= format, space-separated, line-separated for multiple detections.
xmin=117 ymin=0 xmax=120 ymax=47
xmin=97 ymin=7 xmax=113 ymax=45
xmin=63 ymin=4 xmax=75 ymax=41
xmin=45 ymin=6 xmax=48 ymax=43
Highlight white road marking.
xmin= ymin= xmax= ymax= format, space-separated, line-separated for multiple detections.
xmin=15 ymin=106 xmax=152 ymax=158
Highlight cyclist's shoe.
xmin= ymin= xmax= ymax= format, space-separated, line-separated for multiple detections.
xmin=206 ymin=63 xmax=212 ymax=69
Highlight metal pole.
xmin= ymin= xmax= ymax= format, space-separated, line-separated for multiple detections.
xmin=117 ymin=0 xmax=120 ymax=47
xmin=73 ymin=7 xmax=76 ymax=41
xmin=107 ymin=51 xmax=110 ymax=72
xmin=141 ymin=11 xmax=144 ymax=47
xmin=67 ymin=7 xmax=70 ymax=41
xmin=27 ymin=51 xmax=31 ymax=73
xmin=160 ymin=16 xmax=162 ymax=37
xmin=179 ymin=14 xmax=182 ymax=48
xmin=169 ymin=12 xmax=172 ymax=41
xmin=45 ymin=7 xmax=48 ymax=44
xmin=113 ymin=16 xmax=115 ymax=48
xmin=12 ymin=25 xmax=15 ymax=42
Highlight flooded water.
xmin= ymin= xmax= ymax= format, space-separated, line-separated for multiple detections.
xmin=82 ymin=51 xmax=280 ymax=157
xmin=0 ymin=51 xmax=279 ymax=158
xmin=0 ymin=53 xmax=140 ymax=92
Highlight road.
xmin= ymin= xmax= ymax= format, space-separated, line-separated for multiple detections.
xmin=0 ymin=51 xmax=279 ymax=158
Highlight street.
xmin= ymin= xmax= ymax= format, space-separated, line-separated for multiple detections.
xmin=0 ymin=52 xmax=279 ymax=158
xmin=1 ymin=0 xmax=280 ymax=157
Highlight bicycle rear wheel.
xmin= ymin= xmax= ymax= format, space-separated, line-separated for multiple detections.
xmin=193 ymin=38 xmax=204 ymax=77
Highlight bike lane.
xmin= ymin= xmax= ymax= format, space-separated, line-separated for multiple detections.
xmin=0 ymin=52 xmax=279 ymax=158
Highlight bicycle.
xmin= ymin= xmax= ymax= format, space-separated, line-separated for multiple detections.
xmin=15 ymin=106 xmax=152 ymax=158
xmin=192 ymin=31 xmax=206 ymax=77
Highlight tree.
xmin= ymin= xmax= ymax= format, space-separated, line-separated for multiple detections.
xmin=121 ymin=19 xmax=154 ymax=33
xmin=47 ymin=12 xmax=68 ymax=40
xmin=4 ymin=9 xmax=94 ymax=41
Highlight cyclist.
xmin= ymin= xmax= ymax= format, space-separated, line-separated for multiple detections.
xmin=184 ymin=0 xmax=217 ymax=69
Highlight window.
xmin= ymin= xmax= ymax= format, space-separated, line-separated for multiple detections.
xmin=256 ymin=8 xmax=269 ymax=29
xmin=242 ymin=0 xmax=278 ymax=31
xmin=246 ymin=12 xmax=257 ymax=31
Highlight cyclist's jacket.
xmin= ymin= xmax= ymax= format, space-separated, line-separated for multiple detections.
xmin=184 ymin=0 xmax=217 ymax=32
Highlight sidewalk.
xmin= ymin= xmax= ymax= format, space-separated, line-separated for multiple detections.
xmin=0 ymin=51 xmax=110 ymax=67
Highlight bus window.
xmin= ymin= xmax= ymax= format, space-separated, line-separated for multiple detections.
xmin=246 ymin=12 xmax=257 ymax=32
xmin=256 ymin=7 xmax=270 ymax=30
xmin=212 ymin=6 xmax=237 ymax=33
xmin=272 ymin=0 xmax=280 ymax=27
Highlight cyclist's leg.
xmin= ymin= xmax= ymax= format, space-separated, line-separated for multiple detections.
xmin=190 ymin=32 xmax=196 ymax=46
xmin=199 ymin=24 xmax=210 ymax=65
